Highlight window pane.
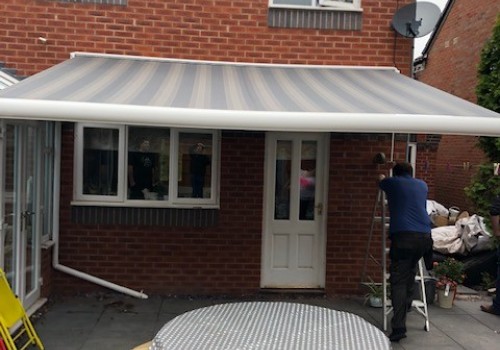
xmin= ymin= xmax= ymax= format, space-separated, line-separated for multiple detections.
xmin=42 ymin=122 xmax=55 ymax=238
xmin=319 ymin=0 xmax=354 ymax=3
xmin=178 ymin=133 xmax=212 ymax=199
xmin=273 ymin=0 xmax=313 ymax=5
xmin=83 ymin=128 xmax=119 ymax=196
xmin=52 ymin=0 xmax=127 ymax=5
xmin=128 ymin=127 xmax=170 ymax=200
xmin=275 ymin=141 xmax=291 ymax=220
xmin=3 ymin=124 xmax=16 ymax=286
xmin=299 ymin=141 xmax=317 ymax=220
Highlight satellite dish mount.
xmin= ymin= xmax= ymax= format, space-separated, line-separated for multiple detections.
xmin=391 ymin=2 xmax=441 ymax=38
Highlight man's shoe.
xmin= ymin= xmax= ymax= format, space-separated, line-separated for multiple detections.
xmin=480 ymin=304 xmax=500 ymax=316
xmin=389 ymin=332 xmax=407 ymax=342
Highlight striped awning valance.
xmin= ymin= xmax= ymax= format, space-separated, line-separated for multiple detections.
xmin=0 ymin=52 xmax=498 ymax=136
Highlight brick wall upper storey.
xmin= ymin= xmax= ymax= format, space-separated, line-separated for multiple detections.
xmin=0 ymin=0 xmax=414 ymax=76
xmin=415 ymin=0 xmax=500 ymax=103
xmin=414 ymin=0 xmax=500 ymax=211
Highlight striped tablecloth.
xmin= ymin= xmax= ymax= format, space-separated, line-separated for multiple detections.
xmin=150 ymin=301 xmax=390 ymax=350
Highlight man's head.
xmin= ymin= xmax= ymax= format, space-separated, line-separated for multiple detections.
xmin=192 ymin=143 xmax=205 ymax=154
xmin=393 ymin=162 xmax=413 ymax=177
xmin=139 ymin=139 xmax=150 ymax=152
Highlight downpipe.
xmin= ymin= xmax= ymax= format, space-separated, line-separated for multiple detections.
xmin=51 ymin=122 xmax=147 ymax=299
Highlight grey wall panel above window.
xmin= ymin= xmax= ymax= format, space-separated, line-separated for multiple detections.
xmin=72 ymin=206 xmax=219 ymax=227
xmin=268 ymin=8 xmax=362 ymax=30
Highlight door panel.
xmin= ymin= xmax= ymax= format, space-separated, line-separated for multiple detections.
xmin=262 ymin=133 xmax=328 ymax=288
xmin=0 ymin=121 xmax=41 ymax=307
xmin=24 ymin=125 xmax=38 ymax=303
xmin=2 ymin=124 xmax=17 ymax=288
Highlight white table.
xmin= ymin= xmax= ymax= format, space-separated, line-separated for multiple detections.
xmin=150 ymin=301 xmax=390 ymax=350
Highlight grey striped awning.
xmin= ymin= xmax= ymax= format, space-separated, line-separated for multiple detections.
xmin=0 ymin=52 xmax=499 ymax=136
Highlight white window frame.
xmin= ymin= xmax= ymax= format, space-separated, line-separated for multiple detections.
xmin=52 ymin=0 xmax=127 ymax=5
xmin=318 ymin=0 xmax=360 ymax=10
xmin=41 ymin=122 xmax=56 ymax=244
xmin=0 ymin=71 xmax=18 ymax=90
xmin=407 ymin=142 xmax=417 ymax=177
xmin=269 ymin=0 xmax=361 ymax=10
xmin=74 ymin=123 xmax=126 ymax=203
xmin=171 ymin=129 xmax=219 ymax=206
xmin=73 ymin=124 xmax=219 ymax=208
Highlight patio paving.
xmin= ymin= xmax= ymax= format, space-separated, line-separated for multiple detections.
xmin=31 ymin=289 xmax=500 ymax=350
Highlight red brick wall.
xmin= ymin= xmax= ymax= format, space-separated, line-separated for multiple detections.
xmin=433 ymin=135 xmax=486 ymax=211
xmin=0 ymin=0 xmax=428 ymax=297
xmin=54 ymin=127 xmax=422 ymax=296
xmin=0 ymin=0 xmax=414 ymax=76
xmin=415 ymin=0 xmax=499 ymax=212
xmin=415 ymin=134 xmax=438 ymax=199
xmin=325 ymin=134 xmax=423 ymax=294
xmin=55 ymin=125 xmax=266 ymax=295
xmin=40 ymin=247 xmax=53 ymax=298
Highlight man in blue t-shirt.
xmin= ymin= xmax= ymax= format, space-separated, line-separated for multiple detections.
xmin=480 ymin=196 xmax=500 ymax=316
xmin=379 ymin=162 xmax=433 ymax=342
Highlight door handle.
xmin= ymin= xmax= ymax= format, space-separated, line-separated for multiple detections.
xmin=315 ymin=203 xmax=323 ymax=215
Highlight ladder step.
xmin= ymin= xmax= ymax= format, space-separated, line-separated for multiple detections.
xmin=383 ymin=299 xmax=427 ymax=306
xmin=411 ymin=300 xmax=425 ymax=307
xmin=374 ymin=216 xmax=390 ymax=225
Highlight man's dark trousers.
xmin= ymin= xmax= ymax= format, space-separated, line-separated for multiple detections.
xmin=389 ymin=232 xmax=433 ymax=335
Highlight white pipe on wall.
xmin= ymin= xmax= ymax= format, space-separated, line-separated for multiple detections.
xmin=51 ymin=122 xmax=147 ymax=299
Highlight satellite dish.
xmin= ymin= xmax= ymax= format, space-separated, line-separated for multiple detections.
xmin=391 ymin=1 xmax=441 ymax=38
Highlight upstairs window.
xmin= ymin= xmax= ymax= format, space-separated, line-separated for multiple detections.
xmin=270 ymin=0 xmax=361 ymax=10
xmin=268 ymin=0 xmax=362 ymax=30
xmin=0 ymin=72 xmax=18 ymax=90
xmin=51 ymin=0 xmax=127 ymax=5
xmin=318 ymin=0 xmax=360 ymax=9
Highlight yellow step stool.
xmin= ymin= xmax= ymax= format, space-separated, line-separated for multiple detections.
xmin=0 ymin=268 xmax=44 ymax=350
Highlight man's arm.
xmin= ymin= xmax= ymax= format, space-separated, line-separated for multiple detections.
xmin=490 ymin=196 xmax=500 ymax=237
xmin=491 ymin=215 xmax=500 ymax=238
xmin=378 ymin=174 xmax=388 ymax=191
xmin=128 ymin=165 xmax=135 ymax=188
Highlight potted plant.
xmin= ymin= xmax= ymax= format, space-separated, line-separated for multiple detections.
xmin=432 ymin=258 xmax=465 ymax=308
xmin=364 ymin=277 xmax=385 ymax=308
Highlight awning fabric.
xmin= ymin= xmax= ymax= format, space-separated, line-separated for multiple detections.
xmin=0 ymin=52 xmax=498 ymax=136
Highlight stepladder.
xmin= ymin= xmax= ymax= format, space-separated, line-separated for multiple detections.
xmin=361 ymin=188 xmax=430 ymax=332
xmin=383 ymin=258 xmax=431 ymax=332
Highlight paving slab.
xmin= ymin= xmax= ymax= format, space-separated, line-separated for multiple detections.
xmin=31 ymin=291 xmax=500 ymax=350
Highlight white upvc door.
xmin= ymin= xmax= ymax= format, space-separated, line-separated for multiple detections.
xmin=261 ymin=132 xmax=329 ymax=288
xmin=0 ymin=121 xmax=42 ymax=307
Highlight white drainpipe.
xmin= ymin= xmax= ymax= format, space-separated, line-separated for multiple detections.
xmin=52 ymin=122 xmax=148 ymax=299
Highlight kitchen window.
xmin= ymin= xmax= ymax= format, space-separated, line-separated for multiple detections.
xmin=74 ymin=124 xmax=219 ymax=207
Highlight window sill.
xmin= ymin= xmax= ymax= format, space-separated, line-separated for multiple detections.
xmin=41 ymin=240 xmax=55 ymax=250
xmin=70 ymin=200 xmax=219 ymax=210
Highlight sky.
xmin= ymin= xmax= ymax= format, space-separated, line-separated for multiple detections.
xmin=413 ymin=0 xmax=449 ymax=57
